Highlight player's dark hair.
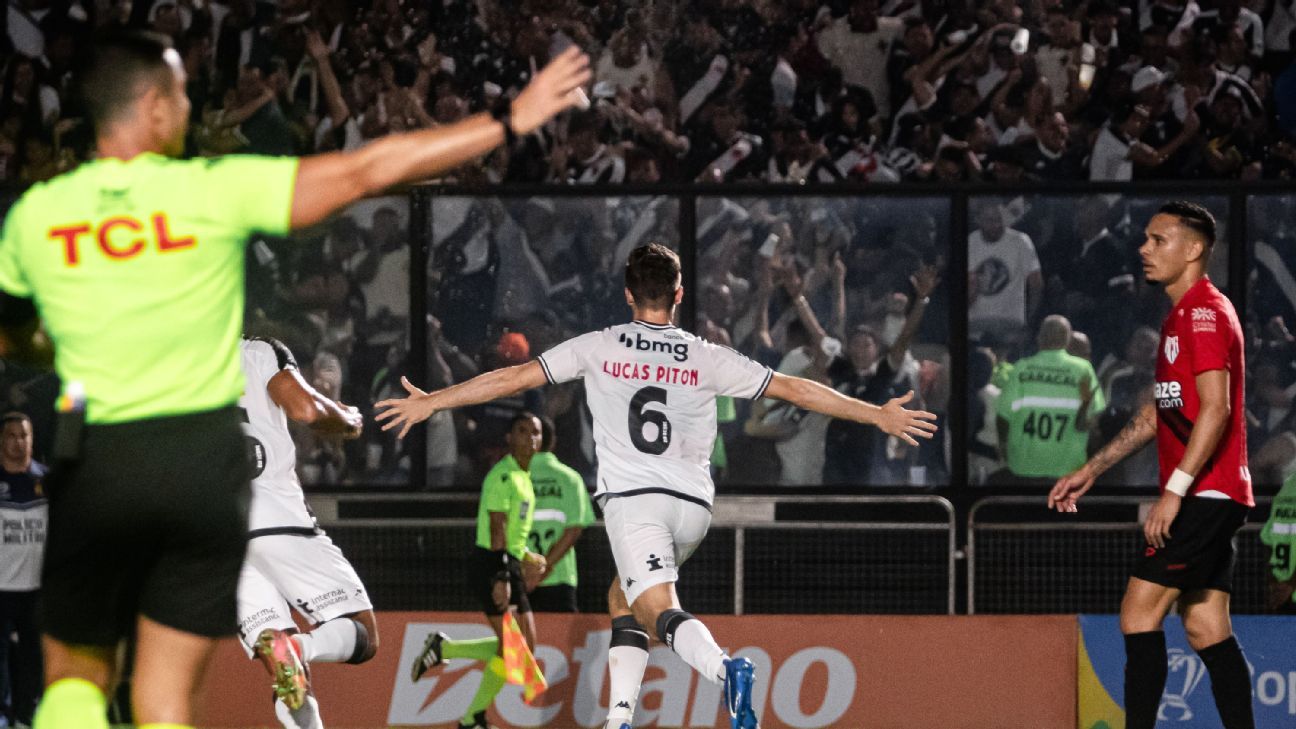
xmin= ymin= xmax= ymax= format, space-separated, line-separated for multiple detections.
xmin=74 ymin=30 xmax=177 ymax=133
xmin=1 ymin=411 xmax=31 ymax=428
xmin=509 ymin=411 xmax=540 ymax=432
xmin=539 ymin=415 xmax=557 ymax=452
xmin=625 ymin=244 xmax=681 ymax=310
xmin=1159 ymin=201 xmax=1216 ymax=248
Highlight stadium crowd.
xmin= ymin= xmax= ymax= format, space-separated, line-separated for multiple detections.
xmin=5 ymin=0 xmax=1296 ymax=186
xmin=3 ymin=0 xmax=1296 ymax=489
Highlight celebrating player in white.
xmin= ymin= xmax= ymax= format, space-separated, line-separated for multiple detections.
xmin=237 ymin=337 xmax=376 ymax=729
xmin=377 ymin=244 xmax=937 ymax=729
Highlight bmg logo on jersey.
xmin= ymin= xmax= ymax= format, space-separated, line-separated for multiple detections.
xmin=1156 ymin=380 xmax=1184 ymax=409
xmin=619 ymin=332 xmax=689 ymax=362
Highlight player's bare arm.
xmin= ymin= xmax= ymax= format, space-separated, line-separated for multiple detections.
xmin=374 ymin=361 xmax=548 ymax=439
xmin=1143 ymin=369 xmax=1230 ymax=547
xmin=289 ymin=47 xmax=591 ymax=229
xmin=267 ymin=368 xmax=363 ymax=438
xmin=762 ymin=373 xmax=938 ymax=447
xmin=1048 ymin=401 xmax=1157 ymax=512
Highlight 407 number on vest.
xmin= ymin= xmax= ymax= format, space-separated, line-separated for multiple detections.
xmin=1021 ymin=411 xmax=1071 ymax=442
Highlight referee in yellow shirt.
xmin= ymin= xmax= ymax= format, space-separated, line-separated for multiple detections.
xmin=410 ymin=412 xmax=546 ymax=729
xmin=0 ymin=30 xmax=589 ymax=729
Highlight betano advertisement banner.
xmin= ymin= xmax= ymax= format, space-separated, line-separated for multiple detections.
xmin=196 ymin=612 xmax=1075 ymax=728
xmin=1079 ymin=615 xmax=1296 ymax=729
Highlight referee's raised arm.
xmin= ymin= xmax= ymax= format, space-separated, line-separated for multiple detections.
xmin=288 ymin=46 xmax=591 ymax=229
xmin=4 ymin=27 xmax=591 ymax=729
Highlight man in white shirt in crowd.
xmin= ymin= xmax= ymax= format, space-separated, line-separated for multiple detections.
xmin=968 ymin=200 xmax=1042 ymax=354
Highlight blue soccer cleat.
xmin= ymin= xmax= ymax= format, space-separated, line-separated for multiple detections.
xmin=723 ymin=656 xmax=759 ymax=729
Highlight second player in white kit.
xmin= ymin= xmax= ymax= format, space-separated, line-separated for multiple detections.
xmin=376 ymin=244 xmax=938 ymax=729
xmin=237 ymin=337 xmax=376 ymax=729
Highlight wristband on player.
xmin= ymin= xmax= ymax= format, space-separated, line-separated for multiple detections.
xmin=1165 ymin=468 xmax=1195 ymax=497
xmin=490 ymin=548 xmax=513 ymax=565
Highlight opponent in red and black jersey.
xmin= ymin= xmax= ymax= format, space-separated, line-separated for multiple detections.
xmin=1153 ymin=276 xmax=1253 ymax=506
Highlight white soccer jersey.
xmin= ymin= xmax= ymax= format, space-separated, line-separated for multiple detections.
xmin=240 ymin=338 xmax=317 ymax=533
xmin=537 ymin=321 xmax=772 ymax=506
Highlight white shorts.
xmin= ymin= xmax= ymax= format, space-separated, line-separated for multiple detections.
xmin=602 ymin=492 xmax=711 ymax=605
xmin=235 ymin=533 xmax=373 ymax=656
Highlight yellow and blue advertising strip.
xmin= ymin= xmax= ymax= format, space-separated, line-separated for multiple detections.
xmin=1078 ymin=615 xmax=1296 ymax=728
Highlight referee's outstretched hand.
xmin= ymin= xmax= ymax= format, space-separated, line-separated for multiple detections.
xmin=1048 ymin=465 xmax=1097 ymax=512
xmin=511 ymin=46 xmax=593 ymax=134
xmin=374 ymin=376 xmax=435 ymax=440
xmin=876 ymin=390 xmax=939 ymax=447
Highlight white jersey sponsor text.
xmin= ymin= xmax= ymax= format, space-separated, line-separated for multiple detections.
xmin=538 ymin=322 xmax=771 ymax=505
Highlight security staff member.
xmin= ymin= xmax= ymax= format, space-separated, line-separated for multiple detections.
xmin=996 ymin=315 xmax=1104 ymax=483
xmin=528 ymin=416 xmax=594 ymax=612
xmin=1261 ymin=472 xmax=1296 ymax=614
xmin=0 ymin=412 xmax=46 ymax=727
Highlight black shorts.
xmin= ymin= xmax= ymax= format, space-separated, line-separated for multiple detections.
xmin=1131 ymin=496 xmax=1249 ymax=593
xmin=40 ymin=407 xmax=251 ymax=645
xmin=529 ymin=584 xmax=578 ymax=613
xmin=468 ymin=547 xmax=531 ymax=616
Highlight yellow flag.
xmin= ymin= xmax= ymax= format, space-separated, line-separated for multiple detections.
xmin=501 ymin=611 xmax=548 ymax=704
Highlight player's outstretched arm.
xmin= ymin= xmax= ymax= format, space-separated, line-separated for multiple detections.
xmin=289 ymin=47 xmax=591 ymax=229
xmin=267 ymin=369 xmax=363 ymax=438
xmin=762 ymin=372 xmax=938 ymax=446
xmin=374 ymin=361 xmax=549 ymax=439
xmin=1048 ymin=401 xmax=1157 ymax=512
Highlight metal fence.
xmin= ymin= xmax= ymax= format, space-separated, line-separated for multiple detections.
xmin=968 ymin=496 xmax=1272 ymax=615
xmin=314 ymin=494 xmax=957 ymax=615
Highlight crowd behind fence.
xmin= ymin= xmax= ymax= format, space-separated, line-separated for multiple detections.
xmin=210 ymin=184 xmax=1289 ymax=496
xmin=1 ymin=184 xmax=1290 ymax=493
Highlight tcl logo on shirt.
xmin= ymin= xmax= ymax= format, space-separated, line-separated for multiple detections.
xmin=1155 ymin=380 xmax=1184 ymax=408
xmin=47 ymin=213 xmax=194 ymax=265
